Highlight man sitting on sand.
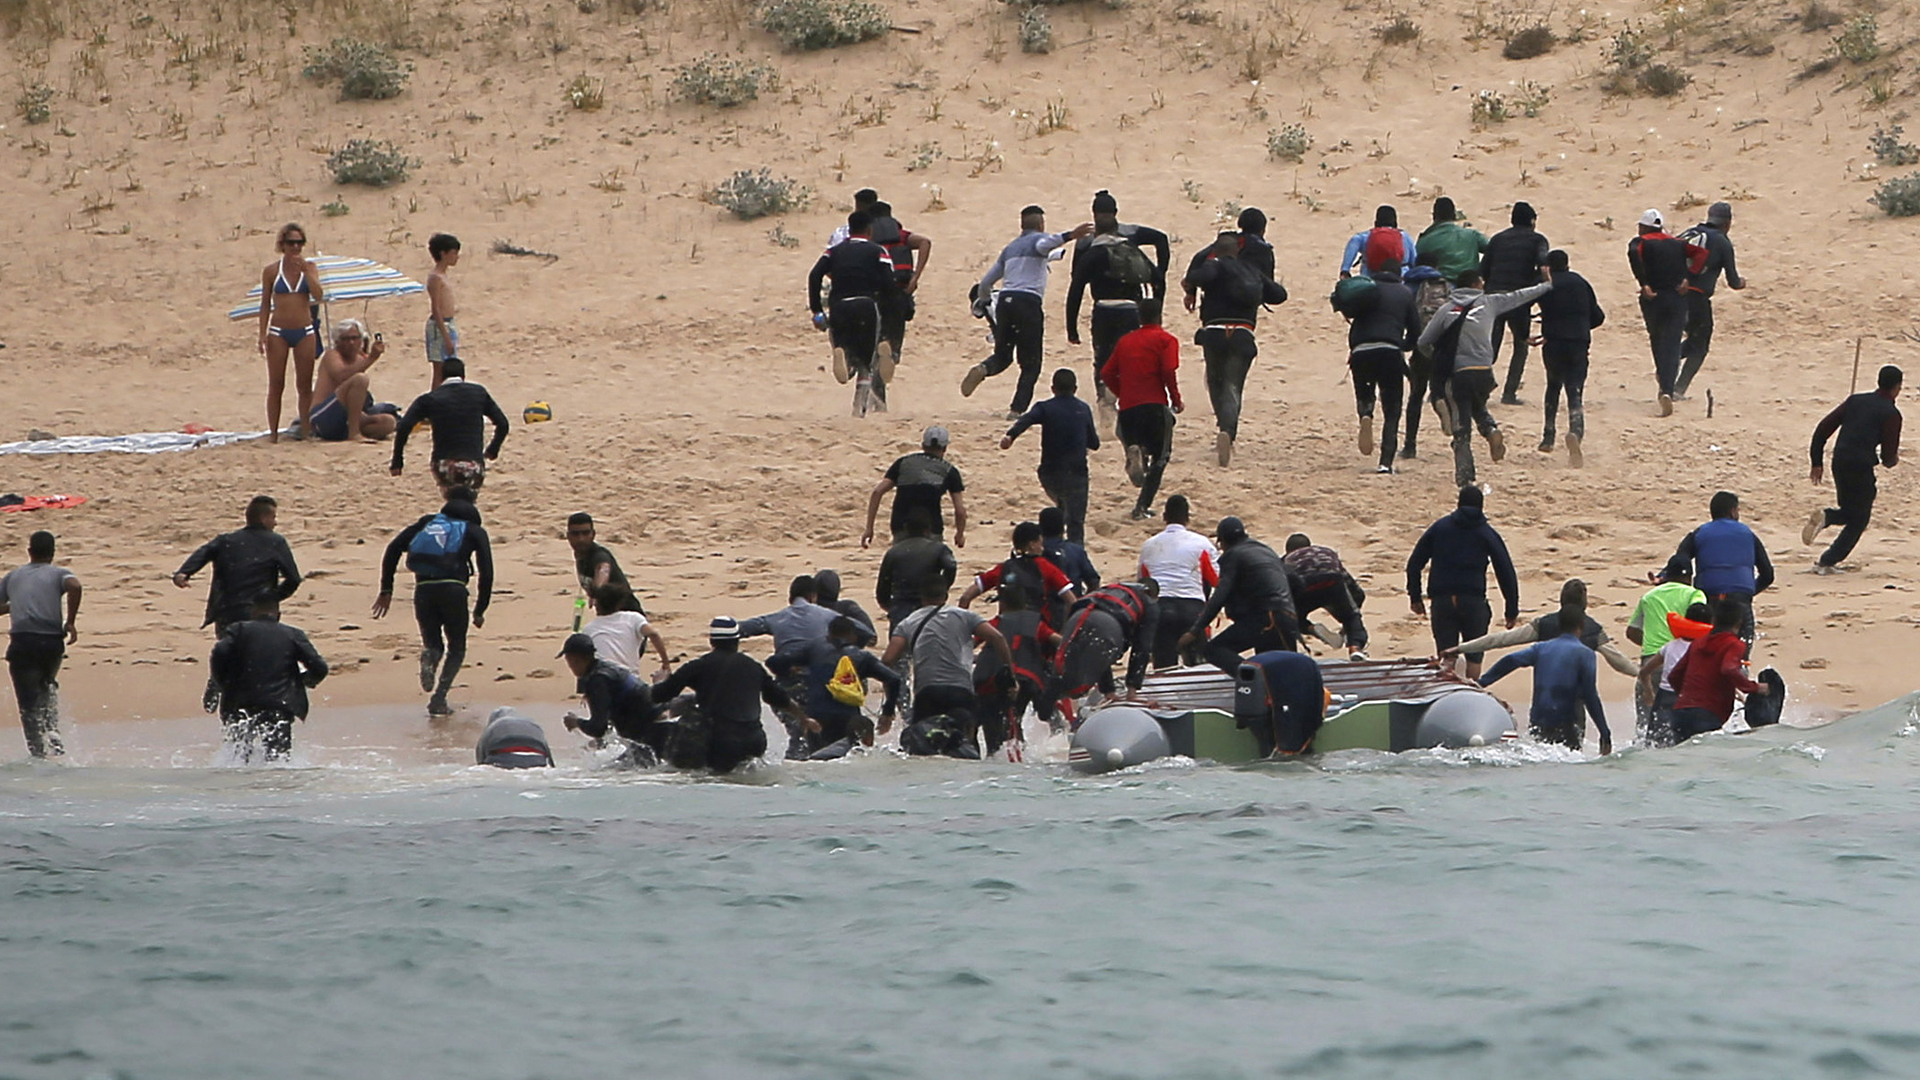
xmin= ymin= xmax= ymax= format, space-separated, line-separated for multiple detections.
xmin=309 ymin=320 xmax=400 ymax=442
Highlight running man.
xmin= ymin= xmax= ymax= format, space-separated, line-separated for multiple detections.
xmin=1051 ymin=579 xmax=1160 ymax=706
xmin=1102 ymin=300 xmax=1183 ymax=519
xmin=1637 ymin=600 xmax=1711 ymax=747
xmin=1675 ymin=202 xmax=1746 ymax=398
xmin=1668 ymin=491 xmax=1773 ymax=642
xmin=1413 ymin=197 xmax=1489 ymax=285
xmin=1406 ymin=486 xmax=1520 ymax=680
xmin=559 ymin=632 xmax=663 ymax=762
xmin=962 ymin=206 xmax=1095 ymax=417
xmin=1138 ymin=495 xmax=1217 ymax=668
xmin=958 ymin=522 xmax=1079 ymax=634
xmin=581 ymin=585 xmax=670 ymax=678
xmin=1628 ymin=565 xmax=1706 ymax=746
xmin=390 ymin=357 xmax=510 ymax=495
xmin=1401 ymin=250 xmax=1452 ymax=461
xmin=1806 ymin=364 xmax=1902 ymax=571
xmin=1480 ymin=202 xmax=1550 ymax=405
xmin=648 ymin=617 xmax=807 ymax=773
xmin=1416 ymin=268 xmax=1554 ymax=488
xmin=741 ymin=574 xmax=876 ymax=759
xmin=1531 ymin=249 xmax=1605 ymax=466
xmin=1478 ymin=607 xmax=1612 ymax=754
xmin=865 ymin=200 xmax=931 ymax=378
xmin=768 ymin=615 xmax=902 ymax=759
xmin=173 ymin=494 xmax=302 ymax=714
xmin=881 ymin=580 xmax=1014 ymax=759
xmin=807 ymin=209 xmax=902 ymax=415
xmin=862 ymin=426 xmax=967 ymax=548
xmin=374 ymin=489 xmax=494 ymax=717
xmin=1001 ymin=368 xmax=1100 ymax=545
xmin=1066 ymin=189 xmax=1170 ymax=428
xmin=209 ymin=593 xmax=328 ymax=763
xmin=309 ymin=319 xmax=401 ymax=442
xmin=1181 ymin=231 xmax=1288 ymax=467
xmin=1343 ymin=265 xmax=1422 ymax=472
xmin=1176 ymin=517 xmax=1300 ymax=672
xmin=1626 ymin=208 xmax=1708 ymax=416
xmin=0 ymin=531 xmax=81 ymax=758
xmin=425 ymin=233 xmax=460 ymax=390
xmin=566 ymin=513 xmax=645 ymax=615
xmin=1338 ymin=205 xmax=1418 ymax=279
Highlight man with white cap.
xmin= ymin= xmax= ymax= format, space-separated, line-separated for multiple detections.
xmin=644 ymin=616 xmax=809 ymax=773
xmin=1626 ymin=208 xmax=1708 ymax=416
xmin=862 ymin=426 xmax=968 ymax=549
xmin=1675 ymin=201 xmax=1746 ymax=399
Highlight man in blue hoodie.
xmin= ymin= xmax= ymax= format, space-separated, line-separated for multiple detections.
xmin=1478 ymin=607 xmax=1612 ymax=754
xmin=1668 ymin=490 xmax=1773 ymax=642
xmin=1405 ymin=486 xmax=1520 ymax=679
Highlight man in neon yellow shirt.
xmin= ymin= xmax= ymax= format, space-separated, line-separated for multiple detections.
xmin=1626 ymin=560 xmax=1706 ymax=745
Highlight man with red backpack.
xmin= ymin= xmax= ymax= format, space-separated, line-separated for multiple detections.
xmin=1339 ymin=205 xmax=1418 ymax=280
xmin=1627 ymin=208 xmax=1708 ymax=417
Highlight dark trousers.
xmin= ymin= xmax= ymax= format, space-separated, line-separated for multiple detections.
xmin=7 ymin=632 xmax=65 ymax=758
xmin=1490 ymin=304 xmax=1534 ymax=399
xmin=708 ymin=724 xmax=769 ymax=773
xmin=1707 ymin=590 xmax=1756 ymax=643
xmin=1152 ymin=597 xmax=1205 ymax=667
xmin=1649 ymin=687 xmax=1679 ymax=748
xmin=414 ymin=581 xmax=470 ymax=698
xmin=1118 ymin=403 xmax=1173 ymax=514
xmin=1198 ymin=326 xmax=1258 ymax=440
xmin=1204 ymin=606 xmax=1299 ymax=673
xmin=1404 ymin=348 xmax=1435 ymax=455
xmin=1038 ymin=464 xmax=1090 ymax=545
xmin=1532 ymin=721 xmax=1582 ymax=750
xmin=1428 ymin=593 xmax=1493 ymax=663
xmin=1090 ymin=304 xmax=1142 ymax=398
xmin=1676 ymin=291 xmax=1713 ymax=395
xmin=1298 ymin=577 xmax=1367 ymax=650
xmin=983 ymin=291 xmax=1046 ymax=412
xmin=977 ymin=674 xmax=1055 ymax=751
xmin=880 ymin=288 xmax=914 ymax=356
xmin=1672 ymin=706 xmax=1725 ymax=742
xmin=831 ymin=295 xmax=888 ymax=401
xmin=1639 ymin=290 xmax=1688 ymax=396
xmin=1349 ymin=346 xmax=1407 ymax=467
xmin=1820 ymin=462 xmax=1878 ymax=567
xmin=906 ymin=683 xmax=981 ymax=757
xmin=1054 ymin=610 xmax=1127 ymax=698
xmin=1445 ymin=368 xmax=1499 ymax=487
xmin=1541 ymin=340 xmax=1589 ymax=442
xmin=222 ymin=709 xmax=295 ymax=763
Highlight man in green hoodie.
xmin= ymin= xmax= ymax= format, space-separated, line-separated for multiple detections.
xmin=1415 ymin=197 xmax=1489 ymax=286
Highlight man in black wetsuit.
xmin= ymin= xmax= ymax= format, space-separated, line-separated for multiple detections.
xmin=566 ymin=512 xmax=644 ymax=616
xmin=210 ymin=592 xmax=327 ymax=762
xmin=374 ymin=489 xmax=493 ymax=717
xmin=390 ymin=357 xmax=510 ymax=494
xmin=1532 ymin=249 xmax=1606 ymax=466
xmin=1805 ymin=364 xmax=1902 ymax=571
xmin=875 ymin=509 xmax=957 ymax=630
xmin=1675 ymin=201 xmax=1746 ymax=399
xmin=560 ymin=632 xmax=663 ymax=763
xmin=808 ymin=209 xmax=903 ymax=414
xmin=647 ymin=616 xmax=807 ymax=773
xmin=1181 ymin=229 xmax=1287 ymax=468
xmin=1480 ymin=201 xmax=1550 ymax=405
xmin=1066 ymin=189 xmax=1170 ymax=429
xmin=174 ymin=494 xmax=302 ymax=714
xmin=1176 ymin=517 xmax=1300 ymax=671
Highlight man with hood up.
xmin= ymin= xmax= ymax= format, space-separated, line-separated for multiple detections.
xmin=373 ymin=487 xmax=494 ymax=717
xmin=1416 ymin=267 xmax=1554 ymax=488
xmin=1342 ymin=264 xmax=1423 ymax=473
xmin=1480 ymin=201 xmax=1551 ymax=405
xmin=1405 ymin=485 xmax=1520 ymax=680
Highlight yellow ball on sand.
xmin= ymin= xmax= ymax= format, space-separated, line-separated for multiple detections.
xmin=523 ymin=402 xmax=553 ymax=424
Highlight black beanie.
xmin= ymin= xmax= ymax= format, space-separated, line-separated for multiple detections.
xmin=1512 ymin=201 xmax=1537 ymax=227
xmin=1457 ymin=485 xmax=1484 ymax=509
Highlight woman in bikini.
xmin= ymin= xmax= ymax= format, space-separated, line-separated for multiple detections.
xmin=257 ymin=223 xmax=326 ymax=442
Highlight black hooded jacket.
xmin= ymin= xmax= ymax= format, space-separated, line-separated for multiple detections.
xmin=1405 ymin=506 xmax=1521 ymax=622
xmin=211 ymin=618 xmax=327 ymax=718
xmin=392 ymin=379 xmax=510 ymax=469
xmin=1346 ymin=274 xmax=1422 ymax=351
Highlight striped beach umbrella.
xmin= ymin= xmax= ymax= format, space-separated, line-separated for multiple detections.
xmin=227 ymin=254 xmax=424 ymax=321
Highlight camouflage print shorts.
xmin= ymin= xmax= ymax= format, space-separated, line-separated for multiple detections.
xmin=432 ymin=458 xmax=486 ymax=493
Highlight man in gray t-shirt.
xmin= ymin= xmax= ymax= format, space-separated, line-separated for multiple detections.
xmin=880 ymin=582 xmax=1011 ymax=756
xmin=0 ymin=531 xmax=83 ymax=758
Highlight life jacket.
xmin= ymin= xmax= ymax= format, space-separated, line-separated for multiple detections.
xmin=1692 ymin=519 xmax=1758 ymax=595
xmin=977 ymin=609 xmax=1048 ymax=692
xmin=1363 ymin=227 xmax=1405 ymax=273
xmin=1080 ymin=583 xmax=1149 ymax=631
xmin=998 ymin=556 xmax=1065 ymax=629
xmin=1665 ymin=611 xmax=1711 ymax=640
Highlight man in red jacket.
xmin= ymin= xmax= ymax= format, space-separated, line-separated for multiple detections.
xmin=1667 ymin=598 xmax=1770 ymax=742
xmin=1101 ymin=302 xmax=1183 ymax=520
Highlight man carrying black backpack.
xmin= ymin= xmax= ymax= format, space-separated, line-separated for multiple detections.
xmin=865 ymin=200 xmax=931 ymax=397
xmin=1066 ymin=190 xmax=1170 ymax=430
xmin=1181 ymin=231 xmax=1288 ymax=468
xmin=373 ymin=488 xmax=494 ymax=717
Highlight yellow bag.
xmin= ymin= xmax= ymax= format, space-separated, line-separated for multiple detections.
xmin=828 ymin=654 xmax=867 ymax=707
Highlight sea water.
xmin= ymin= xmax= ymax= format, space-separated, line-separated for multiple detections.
xmin=6 ymin=698 xmax=1920 ymax=1080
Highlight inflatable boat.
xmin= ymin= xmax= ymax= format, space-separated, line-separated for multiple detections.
xmin=1069 ymin=658 xmax=1515 ymax=773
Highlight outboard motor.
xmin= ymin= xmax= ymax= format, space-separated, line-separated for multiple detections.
xmin=476 ymin=708 xmax=555 ymax=769
xmin=1235 ymin=651 xmax=1326 ymax=756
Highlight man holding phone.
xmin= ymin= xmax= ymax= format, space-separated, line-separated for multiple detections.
xmin=310 ymin=319 xmax=401 ymax=442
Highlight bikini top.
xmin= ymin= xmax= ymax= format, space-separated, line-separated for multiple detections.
xmin=273 ymin=260 xmax=309 ymax=296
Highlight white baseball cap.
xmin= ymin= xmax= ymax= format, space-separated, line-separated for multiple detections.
xmin=1638 ymin=208 xmax=1664 ymax=228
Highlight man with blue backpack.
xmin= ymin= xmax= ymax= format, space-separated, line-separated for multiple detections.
xmin=373 ymin=488 xmax=494 ymax=717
